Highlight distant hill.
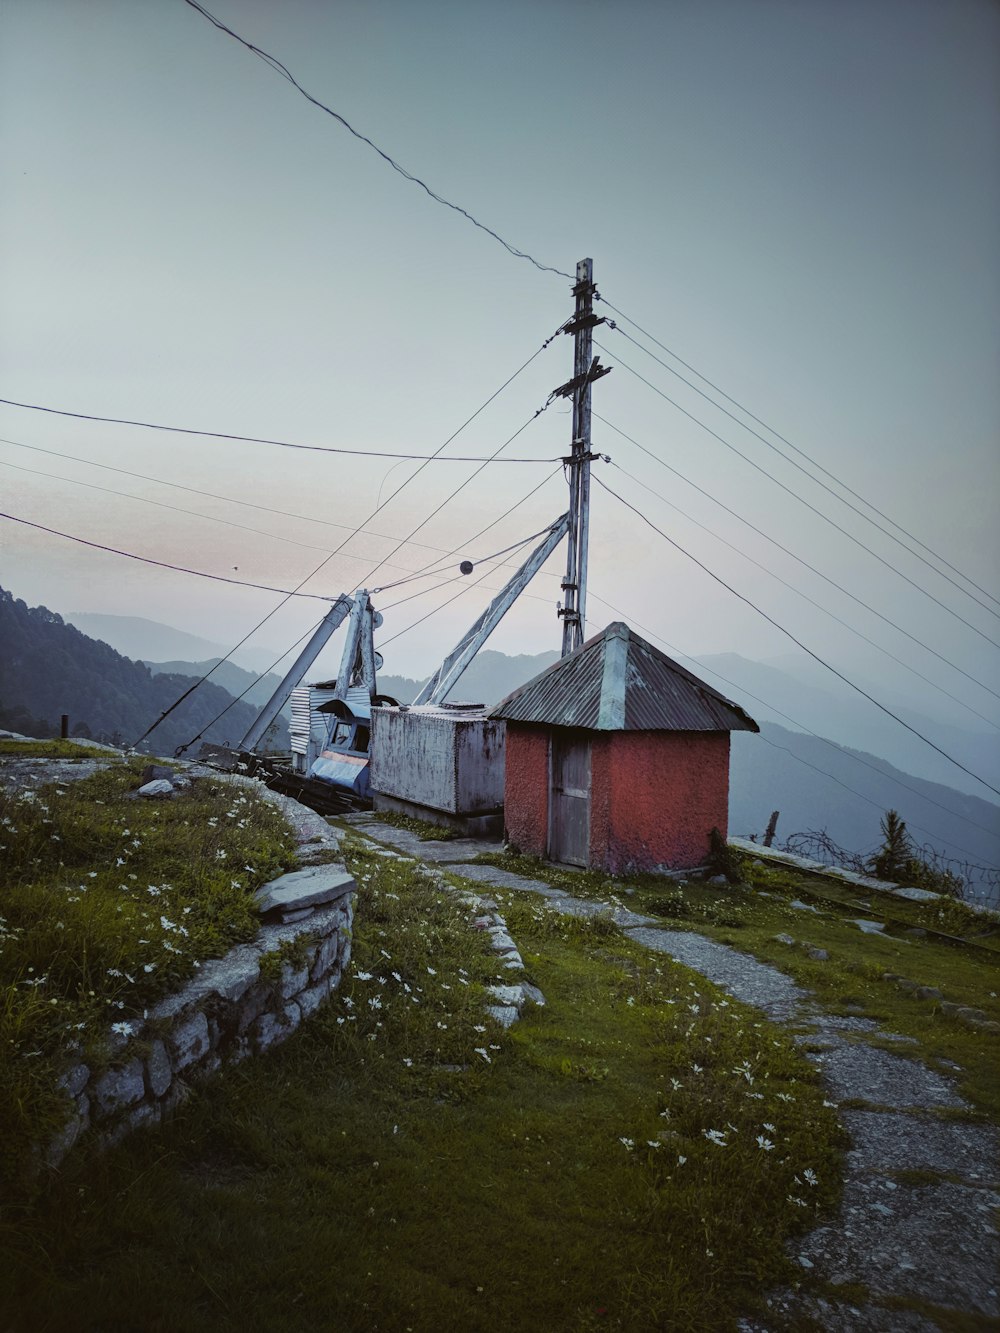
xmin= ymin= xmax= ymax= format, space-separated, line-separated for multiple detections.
xmin=1 ymin=589 xmax=287 ymax=754
xmin=145 ymin=659 xmax=290 ymax=716
xmin=65 ymin=612 xmax=281 ymax=675
xmin=729 ymin=721 xmax=1000 ymax=895
xmin=696 ymin=652 xmax=1000 ymax=800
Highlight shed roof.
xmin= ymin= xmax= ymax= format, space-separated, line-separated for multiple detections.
xmin=490 ymin=622 xmax=759 ymax=734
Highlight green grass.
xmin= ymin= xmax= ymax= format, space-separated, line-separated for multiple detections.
xmin=369 ymin=809 xmax=459 ymax=840
xmin=474 ymin=850 xmax=1000 ymax=1120
xmin=0 ymin=761 xmax=296 ymax=1194
xmin=0 ymin=738 xmax=108 ymax=759
xmin=0 ymin=842 xmax=844 ymax=1332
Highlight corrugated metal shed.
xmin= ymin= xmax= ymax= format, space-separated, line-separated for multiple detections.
xmin=490 ymin=622 xmax=758 ymax=733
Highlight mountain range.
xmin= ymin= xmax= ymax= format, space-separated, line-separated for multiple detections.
xmin=9 ymin=595 xmax=999 ymax=890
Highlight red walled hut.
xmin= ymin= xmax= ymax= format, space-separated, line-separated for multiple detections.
xmin=491 ymin=622 xmax=758 ymax=873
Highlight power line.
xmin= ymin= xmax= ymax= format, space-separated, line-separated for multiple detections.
xmin=595 ymin=413 xmax=1000 ymax=709
xmin=0 ymin=434 xmax=568 ymax=585
xmin=181 ymin=0 xmax=571 ymax=279
xmin=0 ymin=456 xmax=338 ymax=557
xmin=597 ymin=297 xmax=1000 ymax=614
xmin=604 ymin=321 xmax=1000 ymax=623
xmin=131 ymin=332 xmax=559 ymax=747
xmin=371 ymin=519 xmax=558 ymax=593
xmin=586 ymin=590 xmax=1000 ymax=854
xmin=0 ymin=397 xmax=559 ymax=463
xmin=597 ymin=341 xmax=1000 ymax=653
xmin=593 ymin=476 xmax=1000 ymax=800
xmin=349 ymin=400 xmax=557 ymax=594
xmin=607 ymin=457 xmax=1000 ymax=730
xmin=0 ymin=511 xmax=332 ymax=600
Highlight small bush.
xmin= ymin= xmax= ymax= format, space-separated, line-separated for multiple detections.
xmin=869 ymin=811 xmax=963 ymax=898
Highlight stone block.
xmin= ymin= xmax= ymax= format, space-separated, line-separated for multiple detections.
xmin=169 ymin=1010 xmax=210 ymax=1071
xmin=280 ymin=962 xmax=311 ymax=1001
xmin=126 ymin=1103 xmax=161 ymax=1134
xmin=486 ymin=1004 xmax=519 ymax=1028
xmin=138 ymin=780 xmax=175 ymax=799
xmin=236 ymin=983 xmax=270 ymax=1033
xmin=57 ymin=1062 xmax=90 ymax=1098
xmin=254 ymin=865 xmax=355 ymax=916
xmin=278 ymin=907 xmax=314 ymax=924
xmin=487 ymin=984 xmax=525 ymax=1007
xmin=93 ymin=1059 xmax=146 ymax=1117
xmin=45 ymin=1110 xmax=85 ymax=1167
xmin=193 ymin=946 xmax=261 ymax=1003
xmin=520 ymin=983 xmax=546 ymax=1007
xmin=311 ymin=933 xmax=340 ymax=981
xmin=296 ymin=978 xmax=330 ymax=1020
xmin=253 ymin=1006 xmax=299 ymax=1053
xmin=145 ymin=1040 xmax=173 ymax=1099
xmin=914 ymin=986 xmax=943 ymax=1001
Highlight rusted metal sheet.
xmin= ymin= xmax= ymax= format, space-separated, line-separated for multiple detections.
xmin=491 ymin=622 xmax=757 ymax=734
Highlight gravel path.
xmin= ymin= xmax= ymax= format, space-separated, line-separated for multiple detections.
xmin=344 ymin=819 xmax=1000 ymax=1333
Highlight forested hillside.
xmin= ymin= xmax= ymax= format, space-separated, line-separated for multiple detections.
xmin=0 ymin=589 xmax=287 ymax=754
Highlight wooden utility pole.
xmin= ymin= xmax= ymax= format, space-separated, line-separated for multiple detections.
xmin=555 ymin=258 xmax=611 ymax=656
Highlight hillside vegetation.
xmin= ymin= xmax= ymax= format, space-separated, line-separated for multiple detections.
xmin=0 ymin=589 xmax=288 ymax=755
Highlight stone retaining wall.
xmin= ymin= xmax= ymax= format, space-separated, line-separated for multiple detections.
xmin=49 ymin=871 xmax=355 ymax=1167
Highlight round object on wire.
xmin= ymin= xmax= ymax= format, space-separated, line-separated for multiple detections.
xmin=460 ymin=560 xmax=474 ymax=575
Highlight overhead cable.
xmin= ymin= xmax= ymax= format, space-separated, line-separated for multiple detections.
xmin=608 ymin=457 xmax=1000 ymax=729
xmin=595 ymin=413 xmax=1000 ymax=708
xmin=181 ymin=0 xmax=571 ymax=279
xmin=597 ymin=296 xmax=1000 ymax=613
xmin=0 ymin=512 xmax=332 ymax=600
xmin=604 ymin=321 xmax=1000 ymax=622
xmin=0 ymin=435 xmax=567 ymax=586
xmin=0 ymin=397 xmax=559 ymax=463
xmin=593 ymin=477 xmax=1000 ymax=800
xmin=135 ymin=330 xmax=560 ymax=748
xmin=596 ymin=344 xmax=1000 ymax=653
xmin=586 ymin=590 xmax=1000 ymax=852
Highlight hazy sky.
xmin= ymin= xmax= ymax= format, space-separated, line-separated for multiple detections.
xmin=2 ymin=0 xmax=998 ymax=742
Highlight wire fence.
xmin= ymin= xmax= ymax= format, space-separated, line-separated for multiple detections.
xmin=742 ymin=826 xmax=1000 ymax=912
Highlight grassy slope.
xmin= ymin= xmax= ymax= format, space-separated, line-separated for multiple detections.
xmin=0 ymin=837 xmax=844 ymax=1333
xmin=473 ymin=850 xmax=1000 ymax=1121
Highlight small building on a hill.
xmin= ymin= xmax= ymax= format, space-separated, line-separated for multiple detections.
xmin=490 ymin=622 xmax=758 ymax=873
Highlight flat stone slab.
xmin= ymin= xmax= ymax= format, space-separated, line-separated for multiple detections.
xmin=797 ymin=1176 xmax=1000 ymax=1317
xmin=841 ymin=1109 xmax=1000 ymax=1183
xmin=852 ymin=918 xmax=886 ymax=934
xmin=624 ymin=926 xmax=807 ymax=1020
xmin=254 ymin=864 xmax=355 ymax=915
xmin=807 ymin=1043 xmax=965 ymax=1109
xmin=551 ymin=895 xmax=657 ymax=929
xmin=447 ymin=862 xmax=558 ymax=895
xmin=890 ymin=886 xmax=942 ymax=903
xmin=341 ymin=820 xmax=498 ymax=865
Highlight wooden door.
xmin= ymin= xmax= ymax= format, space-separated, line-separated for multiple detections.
xmin=548 ymin=733 xmax=591 ymax=866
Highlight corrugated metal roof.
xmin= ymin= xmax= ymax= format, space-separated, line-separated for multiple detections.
xmin=490 ymin=622 xmax=759 ymax=734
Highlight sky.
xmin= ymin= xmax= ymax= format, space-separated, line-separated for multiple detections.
xmin=2 ymin=0 xmax=999 ymax=754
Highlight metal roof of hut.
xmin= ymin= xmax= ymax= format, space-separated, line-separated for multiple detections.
xmin=491 ymin=622 xmax=759 ymax=733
